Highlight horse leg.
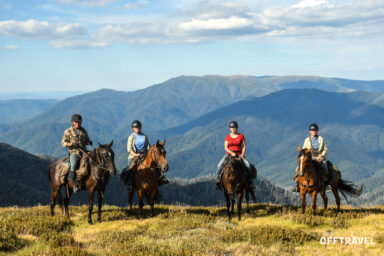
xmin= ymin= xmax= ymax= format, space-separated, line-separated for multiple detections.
xmin=88 ymin=188 xmax=95 ymax=225
xmin=224 ymin=191 xmax=231 ymax=220
xmin=137 ymin=190 xmax=144 ymax=219
xmin=97 ymin=189 xmax=104 ymax=223
xmin=64 ymin=185 xmax=72 ymax=218
xmin=128 ymin=189 xmax=134 ymax=214
xmin=231 ymin=194 xmax=235 ymax=215
xmin=150 ymin=191 xmax=156 ymax=217
xmin=312 ymin=191 xmax=318 ymax=215
xmin=300 ymin=191 xmax=306 ymax=214
xmin=331 ymin=181 xmax=341 ymax=213
xmin=245 ymin=189 xmax=250 ymax=214
xmin=320 ymin=188 xmax=328 ymax=210
xmin=50 ymin=185 xmax=60 ymax=216
xmin=237 ymin=192 xmax=244 ymax=220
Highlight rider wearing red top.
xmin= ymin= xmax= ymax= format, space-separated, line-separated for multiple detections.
xmin=215 ymin=121 xmax=255 ymax=189
xmin=225 ymin=133 xmax=245 ymax=155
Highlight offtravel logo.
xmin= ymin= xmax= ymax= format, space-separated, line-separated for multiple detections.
xmin=320 ymin=236 xmax=375 ymax=245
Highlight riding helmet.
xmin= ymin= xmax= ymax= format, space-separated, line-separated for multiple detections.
xmin=229 ymin=121 xmax=238 ymax=128
xmin=308 ymin=123 xmax=319 ymax=131
xmin=71 ymin=114 xmax=82 ymax=122
xmin=132 ymin=120 xmax=142 ymax=128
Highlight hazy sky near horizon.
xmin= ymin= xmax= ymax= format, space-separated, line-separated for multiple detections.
xmin=0 ymin=0 xmax=383 ymax=92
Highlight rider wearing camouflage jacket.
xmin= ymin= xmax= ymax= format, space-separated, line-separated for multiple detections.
xmin=61 ymin=114 xmax=92 ymax=193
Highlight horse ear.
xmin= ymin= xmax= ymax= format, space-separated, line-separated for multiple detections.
xmin=109 ymin=140 xmax=113 ymax=147
xmin=160 ymin=139 xmax=166 ymax=146
xmin=98 ymin=142 xmax=101 ymax=146
xmin=296 ymin=145 xmax=301 ymax=152
xmin=156 ymin=140 xmax=160 ymax=146
xmin=305 ymin=146 xmax=312 ymax=154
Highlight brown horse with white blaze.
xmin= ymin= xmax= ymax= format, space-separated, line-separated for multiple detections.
xmin=49 ymin=141 xmax=117 ymax=224
xmin=296 ymin=146 xmax=363 ymax=214
xmin=128 ymin=140 xmax=168 ymax=219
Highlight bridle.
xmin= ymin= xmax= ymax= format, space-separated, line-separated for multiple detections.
xmin=149 ymin=146 xmax=165 ymax=171
xmin=298 ymin=151 xmax=316 ymax=189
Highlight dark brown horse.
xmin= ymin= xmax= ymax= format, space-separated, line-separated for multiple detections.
xmin=296 ymin=146 xmax=363 ymax=214
xmin=128 ymin=140 xmax=168 ymax=219
xmin=221 ymin=156 xmax=254 ymax=220
xmin=49 ymin=141 xmax=117 ymax=224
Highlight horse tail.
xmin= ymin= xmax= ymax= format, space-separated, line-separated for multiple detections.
xmin=338 ymin=179 xmax=363 ymax=203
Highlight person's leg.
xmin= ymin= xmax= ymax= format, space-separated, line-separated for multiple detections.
xmin=215 ymin=155 xmax=227 ymax=189
xmin=216 ymin=155 xmax=227 ymax=180
xmin=242 ymin=157 xmax=255 ymax=189
xmin=125 ymin=157 xmax=135 ymax=191
xmin=69 ymin=154 xmax=80 ymax=192
xmin=292 ymin=166 xmax=300 ymax=192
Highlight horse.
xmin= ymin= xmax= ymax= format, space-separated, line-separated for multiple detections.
xmin=221 ymin=155 xmax=254 ymax=220
xmin=296 ymin=146 xmax=363 ymax=214
xmin=128 ymin=140 xmax=168 ymax=219
xmin=48 ymin=141 xmax=117 ymax=224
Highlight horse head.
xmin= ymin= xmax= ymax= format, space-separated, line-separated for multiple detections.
xmin=222 ymin=156 xmax=243 ymax=193
xmin=96 ymin=140 xmax=117 ymax=176
xmin=296 ymin=145 xmax=312 ymax=176
xmin=149 ymin=140 xmax=169 ymax=173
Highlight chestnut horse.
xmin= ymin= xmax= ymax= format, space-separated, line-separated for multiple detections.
xmin=296 ymin=146 xmax=363 ymax=214
xmin=221 ymin=155 xmax=255 ymax=220
xmin=49 ymin=141 xmax=117 ymax=224
xmin=128 ymin=140 xmax=168 ymax=219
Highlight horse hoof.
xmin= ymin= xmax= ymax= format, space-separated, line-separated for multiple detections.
xmin=98 ymin=218 xmax=102 ymax=223
xmin=88 ymin=220 xmax=93 ymax=225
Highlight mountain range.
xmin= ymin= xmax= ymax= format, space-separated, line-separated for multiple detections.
xmin=0 ymin=143 xmax=299 ymax=207
xmin=1 ymin=75 xmax=384 ymax=206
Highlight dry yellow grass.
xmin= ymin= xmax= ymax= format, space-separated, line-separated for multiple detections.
xmin=0 ymin=204 xmax=383 ymax=255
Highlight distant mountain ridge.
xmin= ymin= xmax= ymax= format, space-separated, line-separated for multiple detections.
xmin=0 ymin=143 xmax=299 ymax=207
xmin=0 ymin=99 xmax=58 ymax=123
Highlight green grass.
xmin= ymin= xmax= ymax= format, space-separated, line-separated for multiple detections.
xmin=0 ymin=204 xmax=383 ymax=256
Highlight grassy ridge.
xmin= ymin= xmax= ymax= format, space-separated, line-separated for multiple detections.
xmin=0 ymin=204 xmax=383 ymax=256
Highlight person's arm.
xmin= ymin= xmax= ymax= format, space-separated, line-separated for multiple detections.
xmin=85 ymin=131 xmax=92 ymax=146
xmin=61 ymin=130 xmax=72 ymax=148
xmin=302 ymin=137 xmax=310 ymax=149
xmin=224 ymin=141 xmax=236 ymax=157
xmin=145 ymin=135 xmax=150 ymax=151
xmin=319 ymin=137 xmax=328 ymax=158
xmin=240 ymin=139 xmax=246 ymax=159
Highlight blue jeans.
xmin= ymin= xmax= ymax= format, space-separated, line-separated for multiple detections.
xmin=216 ymin=155 xmax=253 ymax=179
xmin=70 ymin=154 xmax=80 ymax=173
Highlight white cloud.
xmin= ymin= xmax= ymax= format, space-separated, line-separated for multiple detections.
xmin=179 ymin=16 xmax=253 ymax=31
xmin=50 ymin=40 xmax=108 ymax=49
xmin=4 ymin=45 xmax=19 ymax=50
xmin=0 ymin=19 xmax=87 ymax=40
xmin=57 ymin=0 xmax=115 ymax=7
xmin=123 ymin=0 xmax=147 ymax=10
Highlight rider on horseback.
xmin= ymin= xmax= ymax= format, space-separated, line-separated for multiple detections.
xmin=215 ymin=121 xmax=255 ymax=190
xmin=293 ymin=123 xmax=329 ymax=192
xmin=123 ymin=120 xmax=168 ymax=192
xmin=61 ymin=114 xmax=93 ymax=193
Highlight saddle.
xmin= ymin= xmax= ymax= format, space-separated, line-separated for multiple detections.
xmin=55 ymin=154 xmax=90 ymax=185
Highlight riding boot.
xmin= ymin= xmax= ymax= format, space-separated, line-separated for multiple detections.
xmin=70 ymin=171 xmax=80 ymax=193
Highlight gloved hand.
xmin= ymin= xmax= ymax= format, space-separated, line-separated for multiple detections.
xmin=89 ymin=140 xmax=93 ymax=146
xmin=72 ymin=142 xmax=79 ymax=148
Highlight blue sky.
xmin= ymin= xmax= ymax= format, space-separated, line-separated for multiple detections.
xmin=0 ymin=0 xmax=383 ymax=92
